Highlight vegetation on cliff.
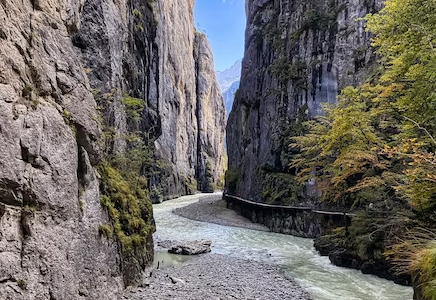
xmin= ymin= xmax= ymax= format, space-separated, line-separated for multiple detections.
xmin=98 ymin=160 xmax=153 ymax=251
xmin=96 ymin=88 xmax=156 ymax=266
xmin=292 ymin=0 xmax=436 ymax=296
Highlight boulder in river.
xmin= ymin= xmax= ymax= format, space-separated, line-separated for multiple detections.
xmin=158 ymin=240 xmax=212 ymax=255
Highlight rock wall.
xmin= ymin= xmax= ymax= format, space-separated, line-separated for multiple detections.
xmin=0 ymin=0 xmax=225 ymax=299
xmin=194 ymin=33 xmax=226 ymax=193
xmin=73 ymin=0 xmax=225 ymax=200
xmin=224 ymin=195 xmax=350 ymax=238
xmin=227 ymin=0 xmax=381 ymax=202
xmin=0 ymin=0 xmax=123 ymax=298
xmin=315 ymin=235 xmax=411 ymax=286
xmin=152 ymin=1 xmax=225 ymax=198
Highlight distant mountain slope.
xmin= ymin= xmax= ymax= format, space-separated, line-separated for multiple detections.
xmin=222 ymin=80 xmax=240 ymax=116
xmin=216 ymin=60 xmax=241 ymax=116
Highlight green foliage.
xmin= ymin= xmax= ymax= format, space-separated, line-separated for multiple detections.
xmin=292 ymin=0 xmax=436 ymax=295
xmin=259 ymin=169 xmax=301 ymax=205
xmin=302 ymin=5 xmax=341 ymax=32
xmin=200 ymin=161 xmax=214 ymax=193
xmin=24 ymin=204 xmax=37 ymax=213
xmin=146 ymin=0 xmax=155 ymax=8
xmin=79 ymin=200 xmax=84 ymax=212
xmin=385 ymin=140 xmax=436 ymax=215
xmin=132 ymin=8 xmax=142 ymax=18
xmin=149 ymin=187 xmax=163 ymax=203
xmin=386 ymin=229 xmax=436 ymax=299
xmin=135 ymin=24 xmax=144 ymax=32
xmin=98 ymin=224 xmax=113 ymax=238
xmin=412 ymin=245 xmax=436 ymax=299
xmin=98 ymin=162 xmax=153 ymax=252
xmin=269 ymin=58 xmax=307 ymax=89
xmin=31 ymin=99 xmax=40 ymax=109
xmin=291 ymin=84 xmax=404 ymax=208
xmin=120 ymin=94 xmax=145 ymax=125
xmin=321 ymin=209 xmax=413 ymax=263
xmin=366 ymin=0 xmax=436 ymax=134
xmin=22 ymin=85 xmax=33 ymax=98
xmin=180 ymin=174 xmax=197 ymax=195
xmin=287 ymin=3 xmax=344 ymax=42
xmin=63 ymin=109 xmax=71 ymax=125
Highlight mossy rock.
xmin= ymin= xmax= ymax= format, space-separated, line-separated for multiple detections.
xmin=97 ymin=162 xmax=154 ymax=252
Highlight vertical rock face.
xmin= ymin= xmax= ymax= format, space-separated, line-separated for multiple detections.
xmin=152 ymin=0 xmax=225 ymax=198
xmin=0 ymin=0 xmax=225 ymax=299
xmin=194 ymin=33 xmax=226 ymax=193
xmin=227 ymin=0 xmax=381 ymax=203
xmin=0 ymin=0 xmax=123 ymax=299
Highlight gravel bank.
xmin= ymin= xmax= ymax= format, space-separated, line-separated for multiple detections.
xmin=173 ymin=194 xmax=269 ymax=231
xmin=124 ymin=254 xmax=312 ymax=300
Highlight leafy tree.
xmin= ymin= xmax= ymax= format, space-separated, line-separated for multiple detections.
xmin=291 ymin=84 xmax=402 ymax=209
xmin=364 ymin=0 xmax=436 ymax=218
xmin=293 ymin=0 xmax=436 ymax=296
xmin=366 ymin=0 xmax=436 ymax=136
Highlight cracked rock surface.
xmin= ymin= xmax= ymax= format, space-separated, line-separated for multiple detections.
xmin=0 ymin=0 xmax=225 ymax=299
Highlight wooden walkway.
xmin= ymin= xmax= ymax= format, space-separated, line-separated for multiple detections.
xmin=224 ymin=194 xmax=356 ymax=217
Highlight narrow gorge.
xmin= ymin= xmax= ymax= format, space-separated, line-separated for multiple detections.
xmin=0 ymin=0 xmax=434 ymax=299
xmin=0 ymin=0 xmax=224 ymax=298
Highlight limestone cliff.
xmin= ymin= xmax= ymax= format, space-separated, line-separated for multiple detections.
xmin=73 ymin=0 xmax=225 ymax=200
xmin=152 ymin=1 xmax=225 ymax=198
xmin=0 ymin=0 xmax=125 ymax=297
xmin=227 ymin=0 xmax=381 ymax=203
xmin=0 ymin=0 xmax=225 ymax=299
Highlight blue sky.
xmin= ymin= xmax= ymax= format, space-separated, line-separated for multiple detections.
xmin=194 ymin=0 xmax=246 ymax=72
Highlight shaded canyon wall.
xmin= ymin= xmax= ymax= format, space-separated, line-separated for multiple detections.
xmin=227 ymin=0 xmax=381 ymax=204
xmin=0 ymin=0 xmax=225 ymax=299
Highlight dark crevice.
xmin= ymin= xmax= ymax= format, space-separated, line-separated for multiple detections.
xmin=71 ymin=35 xmax=87 ymax=50
xmin=20 ymin=143 xmax=30 ymax=163
xmin=20 ymin=210 xmax=33 ymax=238
xmin=0 ymin=204 xmax=5 ymax=219
xmin=0 ymin=28 xmax=7 ymax=40
xmin=75 ymin=124 xmax=98 ymax=165
xmin=0 ymin=276 xmax=15 ymax=284
xmin=194 ymin=35 xmax=202 ymax=191
xmin=49 ymin=289 xmax=56 ymax=300
xmin=0 ymin=179 xmax=22 ymax=206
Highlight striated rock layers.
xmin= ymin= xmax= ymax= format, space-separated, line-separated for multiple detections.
xmin=227 ymin=0 xmax=381 ymax=204
xmin=0 ymin=0 xmax=224 ymax=299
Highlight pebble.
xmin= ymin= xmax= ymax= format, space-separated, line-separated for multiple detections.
xmin=125 ymin=254 xmax=312 ymax=300
xmin=124 ymin=194 xmax=312 ymax=299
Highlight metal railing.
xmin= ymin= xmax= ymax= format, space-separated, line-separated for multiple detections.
xmin=224 ymin=194 xmax=356 ymax=217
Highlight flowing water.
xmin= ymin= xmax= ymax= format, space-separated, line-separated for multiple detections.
xmin=153 ymin=193 xmax=413 ymax=300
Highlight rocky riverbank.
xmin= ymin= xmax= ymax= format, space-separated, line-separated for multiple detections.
xmin=124 ymin=254 xmax=312 ymax=300
xmin=173 ymin=194 xmax=269 ymax=231
xmin=122 ymin=194 xmax=312 ymax=299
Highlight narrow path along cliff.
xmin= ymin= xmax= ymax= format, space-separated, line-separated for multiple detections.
xmin=129 ymin=193 xmax=413 ymax=300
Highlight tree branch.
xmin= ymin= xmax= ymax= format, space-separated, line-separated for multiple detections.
xmin=404 ymin=116 xmax=436 ymax=147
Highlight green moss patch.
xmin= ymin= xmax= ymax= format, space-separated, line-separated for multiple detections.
xmin=259 ymin=170 xmax=302 ymax=205
xmin=98 ymin=162 xmax=153 ymax=252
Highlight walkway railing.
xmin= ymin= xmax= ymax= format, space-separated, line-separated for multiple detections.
xmin=224 ymin=194 xmax=356 ymax=217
